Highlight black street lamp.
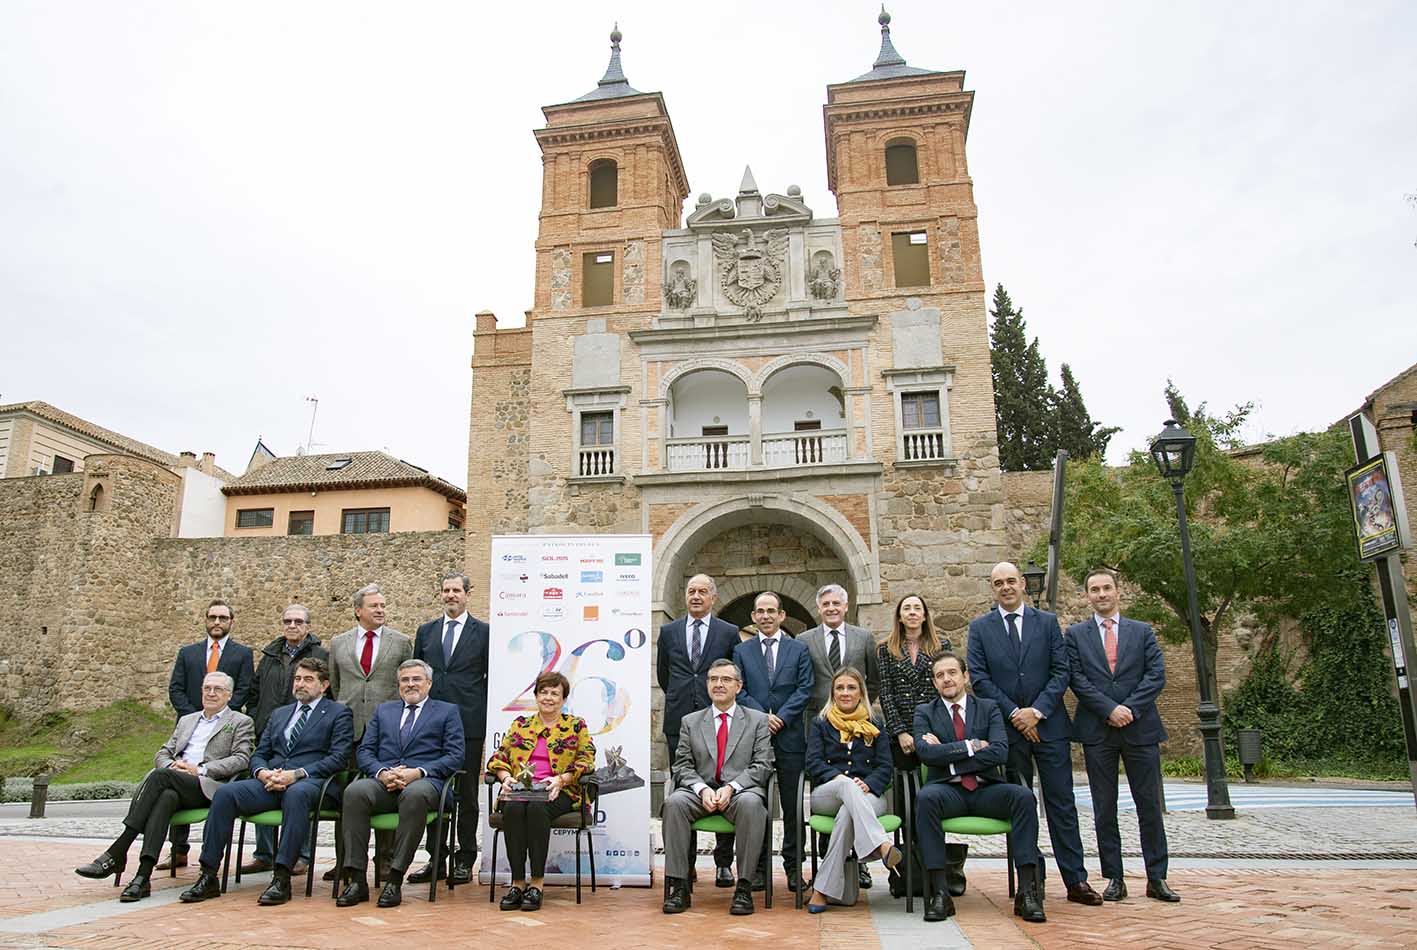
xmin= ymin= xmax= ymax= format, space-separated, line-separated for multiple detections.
xmin=1022 ymin=561 xmax=1046 ymax=609
xmin=1150 ymin=419 xmax=1236 ymax=820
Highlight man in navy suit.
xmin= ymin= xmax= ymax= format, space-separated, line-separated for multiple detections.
xmin=966 ymin=562 xmax=1101 ymax=907
xmin=658 ymin=573 xmax=743 ymax=887
xmin=410 ymin=571 xmax=490 ymax=885
xmin=159 ymin=598 xmax=255 ymax=871
xmin=179 ymin=657 xmax=353 ymax=905
xmin=337 ymin=659 xmax=465 ymax=908
xmin=733 ymin=590 xmax=813 ymax=892
xmin=914 ymin=652 xmax=1046 ymax=923
xmin=1066 ymin=568 xmax=1178 ymax=903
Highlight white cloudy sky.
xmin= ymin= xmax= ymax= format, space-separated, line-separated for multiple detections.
xmin=2 ymin=1 xmax=1413 ymax=488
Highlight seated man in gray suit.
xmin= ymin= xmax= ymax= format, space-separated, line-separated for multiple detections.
xmin=662 ymin=658 xmax=775 ymax=917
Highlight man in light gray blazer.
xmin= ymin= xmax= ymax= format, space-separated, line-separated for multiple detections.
xmin=798 ymin=583 xmax=882 ymax=888
xmin=662 ymin=658 xmax=775 ymax=917
xmin=326 ymin=583 xmax=412 ymax=880
xmin=74 ymin=672 xmax=255 ymax=901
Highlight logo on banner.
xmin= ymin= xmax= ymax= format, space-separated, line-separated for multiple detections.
xmin=500 ymin=553 xmax=527 ymax=564
xmin=541 ymin=554 xmax=569 ymax=562
xmin=495 ymin=609 xmax=529 ymax=618
xmin=576 ymin=591 xmax=598 ymax=599
xmin=611 ymin=606 xmax=641 ymax=617
xmin=580 ymin=570 xmax=603 ymax=583
xmin=614 ymin=553 xmax=641 ymax=566
xmin=583 ymin=605 xmax=599 ymax=621
xmin=616 ymin=572 xmax=640 ymax=582
xmin=541 ymin=572 xmax=568 ymax=580
xmin=498 ymin=591 xmax=527 ymax=601
xmin=542 ymin=606 xmax=564 ymax=620
xmin=543 ymin=587 xmax=563 ymax=600
xmin=579 ymin=557 xmax=604 ymax=566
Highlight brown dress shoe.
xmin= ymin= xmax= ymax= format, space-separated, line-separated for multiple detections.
xmin=239 ymin=858 xmax=273 ymax=874
xmin=1067 ymin=882 xmax=1104 ymax=906
xmin=290 ymin=860 xmax=309 ymax=876
xmin=154 ymin=851 xmax=188 ymax=871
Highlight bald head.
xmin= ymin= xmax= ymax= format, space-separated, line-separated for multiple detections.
xmin=685 ymin=574 xmax=718 ymax=619
xmin=990 ymin=561 xmax=1024 ymax=612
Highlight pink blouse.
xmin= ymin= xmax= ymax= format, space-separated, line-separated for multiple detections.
xmin=529 ymin=736 xmax=553 ymax=783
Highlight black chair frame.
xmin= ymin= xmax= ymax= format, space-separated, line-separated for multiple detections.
xmin=484 ymin=774 xmax=600 ymax=904
xmin=793 ymin=770 xmax=909 ymax=910
xmin=660 ymin=772 xmax=776 ymax=910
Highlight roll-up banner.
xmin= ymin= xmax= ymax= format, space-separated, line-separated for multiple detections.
xmin=482 ymin=534 xmax=653 ymax=886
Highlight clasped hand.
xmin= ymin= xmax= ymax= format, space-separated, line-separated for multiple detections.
xmin=380 ymin=766 xmax=421 ymax=790
xmin=1010 ymin=707 xmax=1042 ymax=743
xmin=699 ymin=785 xmax=734 ymax=812
xmin=1107 ymin=705 xmax=1134 ymax=728
xmin=258 ymin=768 xmax=297 ymax=791
xmin=919 ymin=733 xmax=988 ymax=751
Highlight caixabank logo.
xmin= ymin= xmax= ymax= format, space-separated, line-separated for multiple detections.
xmin=543 ymin=587 xmax=564 ymax=601
xmin=614 ymin=553 xmax=641 ymax=566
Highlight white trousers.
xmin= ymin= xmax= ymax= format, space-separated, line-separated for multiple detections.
xmin=809 ymin=774 xmax=890 ymax=901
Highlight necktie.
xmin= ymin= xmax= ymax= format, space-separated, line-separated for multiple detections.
xmin=715 ymin=712 xmax=729 ymax=782
xmin=286 ymin=704 xmax=311 ymax=753
xmin=828 ymin=630 xmax=842 ymax=671
xmin=207 ymin=640 xmax=220 ymax=674
xmin=1103 ymin=618 xmax=1118 ymax=673
xmin=360 ymin=630 xmax=375 ymax=677
xmin=763 ymin=638 xmax=776 ymax=680
xmin=690 ymin=619 xmax=704 ymax=668
xmin=1005 ymin=613 xmax=1021 ymax=654
xmin=400 ymin=704 xmax=417 ymax=746
xmin=442 ymin=619 xmax=459 ymax=664
xmin=952 ymin=703 xmax=978 ymax=791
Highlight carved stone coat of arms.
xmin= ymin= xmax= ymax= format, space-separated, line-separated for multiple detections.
xmin=712 ymin=228 xmax=788 ymax=321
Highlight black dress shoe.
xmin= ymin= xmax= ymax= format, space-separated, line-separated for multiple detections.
xmin=75 ymin=852 xmax=123 ymax=882
xmin=1067 ymin=881 xmax=1104 ymax=906
xmin=520 ymin=886 xmax=543 ymax=911
xmin=406 ymin=862 xmax=444 ymax=884
xmin=500 ymin=885 xmax=525 ymax=911
xmin=858 ymin=863 xmax=873 ymax=889
xmin=376 ymin=880 xmax=402 ymax=908
xmin=118 ymin=876 xmax=150 ymax=902
xmin=662 ymin=878 xmax=690 ymax=914
xmin=336 ymin=877 xmax=369 ymax=907
xmin=923 ymin=890 xmax=956 ymax=922
xmin=258 ymin=875 xmax=292 ymax=906
xmin=1103 ymin=878 xmax=1127 ymax=901
xmin=1146 ymin=878 xmax=1180 ymax=902
xmin=945 ymin=842 xmax=969 ymax=897
xmin=715 ymin=866 xmax=735 ymax=888
xmin=729 ymin=879 xmax=754 ymax=915
xmin=450 ymin=859 xmax=474 ymax=885
xmin=322 ymin=865 xmax=340 ymax=882
xmin=1013 ymin=867 xmax=1046 ymax=923
xmin=179 ymin=869 xmax=221 ymax=903
xmin=785 ymin=868 xmax=803 ymax=893
xmin=750 ymin=872 xmax=766 ymax=892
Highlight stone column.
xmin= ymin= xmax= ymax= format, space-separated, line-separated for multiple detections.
xmin=749 ymin=394 xmax=763 ymax=466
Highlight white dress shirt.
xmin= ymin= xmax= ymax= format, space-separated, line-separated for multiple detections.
xmin=283 ymin=696 xmax=323 ymax=745
xmin=206 ymin=634 xmax=230 ymax=668
xmin=358 ymin=625 xmax=383 ymax=665
xmin=940 ymin=695 xmax=978 ymax=777
xmin=441 ymin=611 xmax=469 ymax=656
xmin=691 ymin=703 xmax=744 ymax=795
xmin=1094 ymin=613 xmax=1121 ymax=648
xmin=684 ymin=613 xmax=714 ymax=654
xmin=179 ymin=707 xmax=227 ymax=775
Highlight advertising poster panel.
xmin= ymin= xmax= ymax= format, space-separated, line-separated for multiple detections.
xmin=483 ymin=534 xmax=653 ymax=886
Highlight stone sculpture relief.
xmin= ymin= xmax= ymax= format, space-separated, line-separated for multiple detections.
xmin=712 ymin=227 xmax=789 ymax=322
xmin=808 ymin=251 xmax=841 ymax=301
xmin=663 ymin=262 xmax=696 ymax=310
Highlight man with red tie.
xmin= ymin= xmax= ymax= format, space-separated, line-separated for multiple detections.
xmin=327 ymin=583 xmax=411 ymax=882
xmin=1066 ymin=569 xmax=1177 ymax=903
xmin=914 ymin=652 xmax=1046 ymax=923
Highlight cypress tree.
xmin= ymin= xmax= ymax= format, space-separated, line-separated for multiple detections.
xmin=989 ymin=284 xmax=1054 ymax=470
xmin=1053 ymin=363 xmax=1119 ymax=460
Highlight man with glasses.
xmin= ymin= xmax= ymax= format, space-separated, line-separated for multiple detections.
xmin=157 ymin=599 xmax=254 ymax=871
xmin=240 ymin=604 xmax=329 ymax=875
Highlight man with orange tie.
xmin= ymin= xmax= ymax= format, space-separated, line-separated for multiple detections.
xmin=1065 ymin=569 xmax=1177 ymax=903
xmin=158 ymin=598 xmax=255 ymax=870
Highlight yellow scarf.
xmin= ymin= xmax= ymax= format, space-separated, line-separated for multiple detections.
xmin=826 ymin=702 xmax=879 ymax=745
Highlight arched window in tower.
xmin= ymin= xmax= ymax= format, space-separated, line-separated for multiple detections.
xmin=885 ymin=139 xmax=920 ymax=186
xmin=588 ymin=159 xmax=618 ymax=209
xmin=87 ymin=483 xmax=104 ymax=512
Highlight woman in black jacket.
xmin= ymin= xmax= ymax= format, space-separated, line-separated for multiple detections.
xmin=802 ymin=666 xmax=901 ymax=913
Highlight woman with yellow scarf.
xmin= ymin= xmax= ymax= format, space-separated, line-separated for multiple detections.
xmin=802 ymin=666 xmax=901 ymax=912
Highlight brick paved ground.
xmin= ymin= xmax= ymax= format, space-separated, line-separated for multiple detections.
xmin=2 ymin=838 xmax=1417 ymax=949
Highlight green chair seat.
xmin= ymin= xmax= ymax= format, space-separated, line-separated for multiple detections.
xmin=369 ymin=810 xmax=438 ymax=832
xmin=170 ymin=808 xmax=209 ymax=825
xmin=690 ymin=815 xmax=736 ymax=834
xmin=940 ymin=816 xmax=1010 ymax=836
xmin=807 ymin=813 xmax=902 ymax=836
xmin=243 ymin=809 xmax=285 ymax=826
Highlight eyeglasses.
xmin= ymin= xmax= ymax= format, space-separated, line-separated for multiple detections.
xmin=201 ymin=686 xmax=230 ymax=693
xmin=206 ymin=615 xmax=232 ymax=622
xmin=281 ymin=619 xmax=307 ymax=626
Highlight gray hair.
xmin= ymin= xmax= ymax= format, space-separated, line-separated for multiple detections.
xmin=706 ymin=657 xmax=741 ymax=682
xmin=685 ymin=573 xmax=718 ymax=596
xmin=398 ymin=658 xmax=434 ymax=682
xmin=203 ymin=671 xmax=235 ymax=692
xmin=283 ymin=603 xmax=311 ymax=622
xmin=816 ymin=583 xmax=849 ymax=604
xmin=440 ymin=571 xmax=471 ymax=593
xmin=353 ymin=583 xmax=384 ymax=612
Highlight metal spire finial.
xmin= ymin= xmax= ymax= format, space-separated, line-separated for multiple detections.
xmin=599 ymin=24 xmax=628 ymax=86
xmin=874 ymin=6 xmax=907 ymax=68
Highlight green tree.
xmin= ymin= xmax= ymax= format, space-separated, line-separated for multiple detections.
xmin=1052 ymin=363 xmax=1119 ymax=461
xmin=989 ymin=284 xmax=1054 ymax=471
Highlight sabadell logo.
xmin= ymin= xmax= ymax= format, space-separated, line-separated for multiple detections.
xmin=541 ymin=572 xmax=569 ymax=580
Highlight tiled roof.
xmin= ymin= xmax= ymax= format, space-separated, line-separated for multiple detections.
xmin=0 ymin=400 xmax=235 ymax=479
xmin=221 ymin=450 xmax=466 ymax=503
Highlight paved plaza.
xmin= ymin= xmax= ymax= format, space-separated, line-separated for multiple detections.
xmin=0 ymin=781 xmax=1414 ymax=949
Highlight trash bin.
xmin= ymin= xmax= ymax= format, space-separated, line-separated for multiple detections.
xmin=1237 ymin=729 xmax=1262 ymax=783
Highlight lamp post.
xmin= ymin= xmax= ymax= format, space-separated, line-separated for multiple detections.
xmin=1150 ymin=419 xmax=1235 ymax=819
xmin=1022 ymin=561 xmax=1046 ymax=609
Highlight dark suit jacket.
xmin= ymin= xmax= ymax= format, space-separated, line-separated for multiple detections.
xmin=169 ymin=638 xmax=255 ymax=717
xmin=734 ymin=635 xmax=814 ymax=760
xmin=250 ymin=699 xmax=355 ymax=786
xmin=966 ymin=606 xmax=1071 ymax=742
xmin=805 ymin=715 xmax=893 ymax=796
xmin=656 ymin=614 xmax=741 ymax=741
xmin=414 ymin=614 xmax=491 ymax=741
xmin=1066 ymin=616 xmax=1168 ymax=747
xmin=913 ymin=694 xmax=1010 ymax=787
xmin=356 ymin=697 xmax=465 ymax=795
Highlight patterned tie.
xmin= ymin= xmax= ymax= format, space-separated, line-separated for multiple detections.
xmin=828 ymin=630 xmax=842 ymax=671
xmin=1004 ymin=613 xmax=1021 ymax=656
xmin=690 ymin=619 xmax=704 ymax=669
xmin=715 ymin=712 xmax=729 ymax=782
xmin=763 ymin=637 xmax=776 ymax=680
xmin=400 ymin=704 xmax=417 ymax=747
xmin=952 ymin=703 xmax=978 ymax=791
xmin=207 ymin=640 xmax=220 ymax=674
xmin=360 ymin=630 xmax=375 ymax=677
xmin=442 ymin=619 xmax=459 ymax=665
xmin=286 ymin=704 xmax=311 ymax=753
xmin=1103 ymin=618 xmax=1118 ymax=673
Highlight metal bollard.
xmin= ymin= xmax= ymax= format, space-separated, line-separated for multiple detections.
xmin=29 ymin=774 xmax=49 ymax=819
